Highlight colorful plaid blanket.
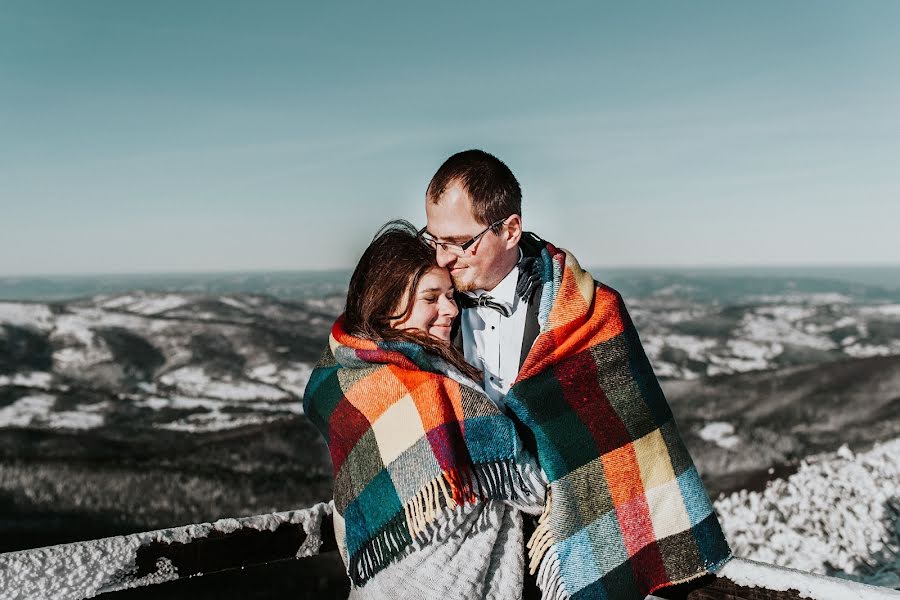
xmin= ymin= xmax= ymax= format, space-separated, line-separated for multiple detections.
xmin=303 ymin=236 xmax=731 ymax=599
xmin=303 ymin=325 xmax=534 ymax=586
xmin=507 ymin=235 xmax=732 ymax=599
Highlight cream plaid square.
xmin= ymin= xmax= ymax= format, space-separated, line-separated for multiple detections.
xmin=371 ymin=394 xmax=426 ymax=464
xmin=645 ymin=478 xmax=692 ymax=539
xmin=632 ymin=428 xmax=676 ymax=491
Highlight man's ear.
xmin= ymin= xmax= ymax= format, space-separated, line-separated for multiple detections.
xmin=504 ymin=214 xmax=523 ymax=249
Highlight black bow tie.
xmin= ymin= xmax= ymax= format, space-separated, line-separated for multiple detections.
xmin=457 ymin=293 xmax=512 ymax=317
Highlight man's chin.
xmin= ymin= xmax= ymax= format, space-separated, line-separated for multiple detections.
xmin=450 ymin=273 xmax=478 ymax=292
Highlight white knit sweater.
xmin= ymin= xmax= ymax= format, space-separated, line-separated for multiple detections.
xmin=336 ymin=453 xmax=547 ymax=600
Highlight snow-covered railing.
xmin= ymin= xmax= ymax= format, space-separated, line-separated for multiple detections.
xmin=0 ymin=503 xmax=334 ymax=600
xmin=1 ymin=501 xmax=897 ymax=600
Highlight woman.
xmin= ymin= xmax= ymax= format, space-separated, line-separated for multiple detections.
xmin=304 ymin=220 xmax=546 ymax=600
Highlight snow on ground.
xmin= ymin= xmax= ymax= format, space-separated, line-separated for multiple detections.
xmin=0 ymin=302 xmax=54 ymax=331
xmin=0 ymin=394 xmax=55 ymax=428
xmin=697 ymin=421 xmax=741 ymax=449
xmin=100 ymin=293 xmax=189 ymax=315
xmin=46 ymin=407 xmax=105 ymax=430
xmin=715 ymin=438 xmax=900 ymax=589
xmin=135 ymin=394 xmax=302 ymax=415
xmin=844 ymin=342 xmax=900 ymax=358
xmin=0 ymin=372 xmax=54 ymax=389
xmin=748 ymin=293 xmax=853 ymax=305
xmin=0 ymin=393 xmax=106 ymax=430
xmin=249 ymin=362 xmax=313 ymax=398
xmin=860 ymin=305 xmax=900 ymax=318
xmin=158 ymin=366 xmax=290 ymax=401
xmin=218 ymin=296 xmax=250 ymax=311
xmin=155 ymin=412 xmax=282 ymax=433
xmin=740 ymin=309 xmax=836 ymax=351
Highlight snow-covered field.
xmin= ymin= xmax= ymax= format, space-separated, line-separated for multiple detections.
xmin=0 ymin=293 xmax=331 ymax=433
xmin=716 ymin=438 xmax=900 ymax=589
xmin=634 ymin=298 xmax=900 ymax=379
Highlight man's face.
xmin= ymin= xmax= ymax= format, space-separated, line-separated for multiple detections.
xmin=424 ymin=183 xmax=511 ymax=292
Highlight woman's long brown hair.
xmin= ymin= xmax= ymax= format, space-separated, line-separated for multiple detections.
xmin=344 ymin=220 xmax=481 ymax=381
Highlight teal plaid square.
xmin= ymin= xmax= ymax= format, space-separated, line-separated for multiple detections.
xmin=357 ymin=469 xmax=403 ymax=535
xmin=463 ymin=415 xmax=518 ymax=463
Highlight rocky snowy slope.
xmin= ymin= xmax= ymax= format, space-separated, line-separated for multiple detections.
xmin=716 ymin=438 xmax=900 ymax=589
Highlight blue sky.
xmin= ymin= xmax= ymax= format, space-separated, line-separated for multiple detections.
xmin=1 ymin=1 xmax=898 ymax=275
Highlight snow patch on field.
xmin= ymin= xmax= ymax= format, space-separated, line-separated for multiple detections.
xmin=844 ymin=343 xmax=900 ymax=358
xmin=156 ymin=411 xmax=282 ymax=432
xmin=715 ymin=438 xmax=900 ymax=588
xmin=0 ymin=302 xmax=54 ymax=331
xmin=47 ymin=408 xmax=105 ymax=430
xmin=0 ymin=394 xmax=55 ymax=428
xmin=860 ymin=304 xmax=900 ymax=318
xmin=748 ymin=293 xmax=853 ymax=305
xmin=218 ymin=297 xmax=249 ymax=311
xmin=0 ymin=394 xmax=104 ymax=430
xmin=741 ymin=310 xmax=835 ymax=351
xmin=249 ymin=362 xmax=313 ymax=398
xmin=698 ymin=422 xmax=740 ymax=449
xmin=159 ymin=367 xmax=289 ymax=401
xmin=101 ymin=293 xmax=189 ymax=315
xmin=0 ymin=372 xmax=54 ymax=389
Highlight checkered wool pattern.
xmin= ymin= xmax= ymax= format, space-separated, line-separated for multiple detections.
xmin=505 ymin=235 xmax=732 ymax=599
xmin=303 ymin=324 xmax=529 ymax=586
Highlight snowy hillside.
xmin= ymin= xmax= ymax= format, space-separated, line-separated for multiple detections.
xmin=0 ymin=292 xmax=340 ymax=433
xmin=632 ymin=296 xmax=900 ymax=379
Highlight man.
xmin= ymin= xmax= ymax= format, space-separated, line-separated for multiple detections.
xmin=420 ymin=150 xmax=731 ymax=600
xmin=421 ymin=149 xmax=540 ymax=411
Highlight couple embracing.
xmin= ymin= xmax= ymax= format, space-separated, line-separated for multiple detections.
xmin=303 ymin=150 xmax=732 ymax=600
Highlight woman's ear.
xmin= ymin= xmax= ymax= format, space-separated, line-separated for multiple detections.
xmin=505 ymin=214 xmax=523 ymax=250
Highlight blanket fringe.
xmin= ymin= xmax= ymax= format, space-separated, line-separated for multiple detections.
xmin=528 ymin=488 xmax=571 ymax=600
xmin=348 ymin=512 xmax=412 ymax=585
xmin=350 ymin=458 xmax=532 ymax=586
xmin=535 ymin=546 xmax=570 ymax=600
xmin=527 ymin=487 xmax=554 ymax=574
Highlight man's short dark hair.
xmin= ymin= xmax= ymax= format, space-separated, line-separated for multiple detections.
xmin=426 ymin=149 xmax=521 ymax=226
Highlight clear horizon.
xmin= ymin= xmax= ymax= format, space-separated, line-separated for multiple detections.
xmin=3 ymin=2 xmax=899 ymax=275
xmin=3 ymin=263 xmax=900 ymax=279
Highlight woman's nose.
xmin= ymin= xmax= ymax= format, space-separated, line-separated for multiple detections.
xmin=440 ymin=295 xmax=458 ymax=318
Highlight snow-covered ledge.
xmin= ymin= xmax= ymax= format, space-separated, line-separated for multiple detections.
xmin=716 ymin=557 xmax=900 ymax=599
xmin=648 ymin=558 xmax=900 ymax=600
xmin=0 ymin=502 xmax=332 ymax=600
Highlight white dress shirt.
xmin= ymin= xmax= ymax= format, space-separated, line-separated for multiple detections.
xmin=460 ymin=254 xmax=530 ymax=410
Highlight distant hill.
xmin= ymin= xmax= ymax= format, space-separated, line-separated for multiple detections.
xmin=664 ymin=354 xmax=900 ymax=495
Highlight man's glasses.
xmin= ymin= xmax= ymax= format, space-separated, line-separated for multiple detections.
xmin=418 ymin=218 xmax=508 ymax=258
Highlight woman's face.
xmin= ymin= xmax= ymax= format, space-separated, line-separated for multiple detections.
xmin=392 ymin=267 xmax=458 ymax=341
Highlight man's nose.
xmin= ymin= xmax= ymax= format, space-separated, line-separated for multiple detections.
xmin=435 ymin=246 xmax=455 ymax=268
